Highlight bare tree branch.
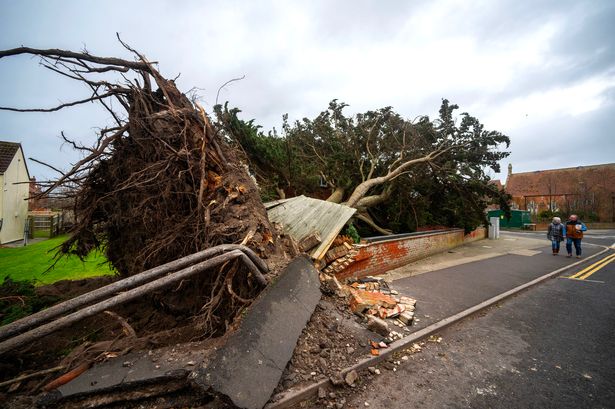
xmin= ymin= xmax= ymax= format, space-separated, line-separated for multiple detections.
xmin=0 ymin=47 xmax=153 ymax=72
xmin=216 ymin=75 xmax=246 ymax=105
xmin=0 ymin=91 xmax=121 ymax=113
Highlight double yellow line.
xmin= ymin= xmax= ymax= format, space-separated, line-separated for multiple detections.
xmin=568 ymin=252 xmax=615 ymax=280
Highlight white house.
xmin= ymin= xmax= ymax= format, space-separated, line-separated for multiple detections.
xmin=0 ymin=141 xmax=30 ymax=244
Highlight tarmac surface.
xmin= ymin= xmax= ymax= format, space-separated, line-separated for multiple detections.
xmin=345 ymin=231 xmax=615 ymax=408
xmin=392 ymin=235 xmax=602 ymax=333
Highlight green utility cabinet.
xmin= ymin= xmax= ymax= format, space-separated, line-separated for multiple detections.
xmin=487 ymin=209 xmax=531 ymax=228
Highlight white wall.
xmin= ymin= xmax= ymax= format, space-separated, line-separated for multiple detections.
xmin=0 ymin=148 xmax=30 ymax=244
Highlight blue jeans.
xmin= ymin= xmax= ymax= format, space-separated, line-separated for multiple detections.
xmin=551 ymin=240 xmax=561 ymax=252
xmin=566 ymin=238 xmax=582 ymax=256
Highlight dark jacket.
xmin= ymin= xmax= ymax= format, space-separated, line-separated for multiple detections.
xmin=547 ymin=223 xmax=565 ymax=242
xmin=565 ymin=220 xmax=586 ymax=239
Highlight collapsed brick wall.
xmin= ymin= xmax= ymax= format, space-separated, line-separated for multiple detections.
xmin=336 ymin=228 xmax=486 ymax=280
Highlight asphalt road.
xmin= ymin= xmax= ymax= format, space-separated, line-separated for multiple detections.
xmin=392 ymin=235 xmax=603 ymax=333
xmin=345 ymin=234 xmax=615 ymax=409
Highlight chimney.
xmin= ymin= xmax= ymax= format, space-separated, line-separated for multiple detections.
xmin=508 ymin=163 xmax=513 ymax=177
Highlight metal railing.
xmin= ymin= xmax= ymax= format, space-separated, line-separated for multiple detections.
xmin=0 ymin=244 xmax=268 ymax=355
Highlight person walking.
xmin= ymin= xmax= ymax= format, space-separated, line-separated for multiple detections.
xmin=565 ymin=214 xmax=587 ymax=258
xmin=547 ymin=216 xmax=565 ymax=255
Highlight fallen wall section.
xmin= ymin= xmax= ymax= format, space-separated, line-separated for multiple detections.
xmin=192 ymin=255 xmax=321 ymax=409
xmin=337 ymin=228 xmax=486 ymax=280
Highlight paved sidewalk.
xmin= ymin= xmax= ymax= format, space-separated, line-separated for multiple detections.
xmin=382 ymin=232 xmax=549 ymax=281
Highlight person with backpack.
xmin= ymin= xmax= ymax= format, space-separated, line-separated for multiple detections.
xmin=565 ymin=214 xmax=587 ymax=258
xmin=547 ymin=217 xmax=565 ymax=255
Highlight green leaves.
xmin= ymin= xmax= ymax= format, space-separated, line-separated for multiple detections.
xmin=220 ymin=99 xmax=511 ymax=234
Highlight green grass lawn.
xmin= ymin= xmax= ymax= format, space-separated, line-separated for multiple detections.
xmin=32 ymin=229 xmax=52 ymax=239
xmin=0 ymin=235 xmax=115 ymax=285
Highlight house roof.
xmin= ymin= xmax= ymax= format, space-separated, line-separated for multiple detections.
xmin=488 ymin=179 xmax=503 ymax=189
xmin=266 ymin=195 xmax=356 ymax=260
xmin=505 ymin=163 xmax=615 ymax=197
xmin=0 ymin=141 xmax=21 ymax=174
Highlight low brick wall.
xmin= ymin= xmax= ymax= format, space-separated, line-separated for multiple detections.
xmin=464 ymin=227 xmax=486 ymax=242
xmin=337 ymin=228 xmax=486 ymax=280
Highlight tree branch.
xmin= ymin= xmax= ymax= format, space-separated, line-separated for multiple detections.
xmin=216 ymin=75 xmax=246 ymax=105
xmin=0 ymin=47 xmax=153 ymax=72
xmin=355 ymin=212 xmax=393 ymax=235
xmin=0 ymin=91 xmax=121 ymax=113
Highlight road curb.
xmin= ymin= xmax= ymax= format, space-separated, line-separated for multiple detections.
xmin=266 ymin=246 xmax=612 ymax=409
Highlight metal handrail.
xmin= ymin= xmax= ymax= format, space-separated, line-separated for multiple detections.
xmin=0 ymin=244 xmax=268 ymax=343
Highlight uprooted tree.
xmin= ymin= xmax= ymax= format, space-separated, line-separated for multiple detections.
xmin=0 ymin=39 xmax=284 ymax=335
xmin=216 ymin=100 xmax=511 ymax=235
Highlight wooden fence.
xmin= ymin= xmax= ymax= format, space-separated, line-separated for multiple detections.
xmin=27 ymin=212 xmax=64 ymax=239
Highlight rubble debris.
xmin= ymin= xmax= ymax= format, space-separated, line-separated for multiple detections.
xmin=331 ymin=235 xmax=355 ymax=248
xmin=378 ymin=304 xmax=406 ymax=319
xmin=320 ymin=274 xmax=343 ymax=295
xmin=325 ymin=245 xmax=351 ymax=265
xmin=319 ymin=265 xmax=422 ymax=353
xmin=399 ymin=296 xmax=417 ymax=307
xmin=344 ymin=370 xmax=358 ymax=386
xmin=299 ymin=231 xmax=322 ymax=252
xmin=366 ymin=316 xmax=389 ymax=337
xmin=322 ymin=250 xmax=359 ymax=275
xmin=330 ymin=372 xmax=345 ymax=386
xmin=349 ymin=288 xmax=397 ymax=316
xmin=406 ymin=343 xmax=422 ymax=354
xmin=388 ymin=331 xmax=404 ymax=341
xmin=347 ymin=276 xmax=390 ymax=292
xmin=399 ymin=311 xmax=415 ymax=325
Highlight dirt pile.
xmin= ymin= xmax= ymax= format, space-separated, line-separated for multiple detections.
xmin=273 ymin=296 xmax=368 ymax=394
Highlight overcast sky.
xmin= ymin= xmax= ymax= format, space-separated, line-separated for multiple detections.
xmin=1 ymin=0 xmax=614 ymax=183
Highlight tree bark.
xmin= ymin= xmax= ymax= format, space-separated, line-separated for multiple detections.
xmin=346 ymin=155 xmax=433 ymax=208
xmin=275 ymin=187 xmax=286 ymax=200
xmin=355 ymin=212 xmax=393 ymax=235
xmin=345 ymin=145 xmax=463 ymax=209
xmin=326 ymin=186 xmax=345 ymax=203
xmin=353 ymin=185 xmax=393 ymax=210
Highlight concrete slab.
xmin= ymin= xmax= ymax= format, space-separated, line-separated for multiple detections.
xmin=38 ymin=340 xmax=215 ymax=405
xmin=192 ymin=255 xmax=321 ymax=409
xmin=381 ymin=232 xmax=549 ymax=281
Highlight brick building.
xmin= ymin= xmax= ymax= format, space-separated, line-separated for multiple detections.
xmin=505 ymin=163 xmax=615 ymax=222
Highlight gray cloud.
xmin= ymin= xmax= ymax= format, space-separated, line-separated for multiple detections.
xmin=0 ymin=0 xmax=614 ymax=182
